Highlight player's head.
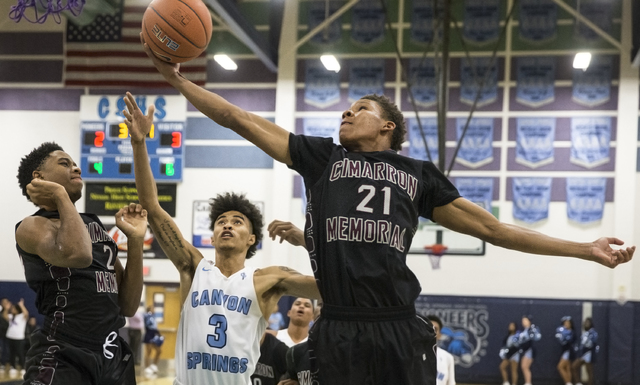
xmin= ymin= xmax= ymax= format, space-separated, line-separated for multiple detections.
xmin=209 ymin=192 xmax=263 ymax=259
xmin=17 ymin=142 xmax=83 ymax=204
xmin=287 ymin=298 xmax=314 ymax=327
xmin=583 ymin=317 xmax=593 ymax=331
xmin=427 ymin=315 xmax=443 ymax=340
xmin=561 ymin=316 xmax=573 ymax=330
xmin=339 ymin=94 xmax=406 ymax=152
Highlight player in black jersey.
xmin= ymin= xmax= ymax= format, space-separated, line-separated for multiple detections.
xmin=251 ymin=333 xmax=289 ymax=385
xmin=142 ymin=42 xmax=635 ymax=385
xmin=15 ymin=142 xmax=148 ymax=385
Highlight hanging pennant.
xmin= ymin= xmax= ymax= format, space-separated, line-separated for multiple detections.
xmin=348 ymin=59 xmax=385 ymax=102
xmin=455 ymin=117 xmax=494 ymax=168
xmin=460 ymin=57 xmax=498 ymax=107
xmin=408 ymin=58 xmax=437 ymax=107
xmin=411 ymin=0 xmax=443 ymax=45
xmin=456 ymin=178 xmax=493 ymax=212
xmin=305 ymin=60 xmax=341 ymax=109
xmin=570 ymin=117 xmax=611 ymax=168
xmin=519 ymin=0 xmax=557 ymax=43
xmin=512 ymin=177 xmax=552 ymax=224
xmin=303 ymin=117 xmax=341 ymax=143
xmin=463 ymin=0 xmax=500 ymax=45
xmin=408 ymin=117 xmax=439 ymax=163
xmin=566 ymin=177 xmax=606 ymax=224
xmin=351 ymin=0 xmax=386 ymax=46
xmin=515 ymin=117 xmax=555 ymax=168
xmin=572 ymin=56 xmax=612 ymax=107
xmin=575 ymin=0 xmax=612 ymax=41
xmin=516 ymin=57 xmax=556 ymax=108
xmin=308 ymin=1 xmax=342 ymax=46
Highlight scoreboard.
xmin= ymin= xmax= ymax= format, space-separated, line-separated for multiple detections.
xmin=80 ymin=95 xmax=186 ymax=181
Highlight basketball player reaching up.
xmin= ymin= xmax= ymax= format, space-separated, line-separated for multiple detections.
xmin=123 ymin=93 xmax=320 ymax=385
xmin=141 ymin=38 xmax=634 ymax=385
xmin=15 ymin=142 xmax=148 ymax=385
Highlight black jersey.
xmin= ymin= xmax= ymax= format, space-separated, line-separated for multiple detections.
xmin=251 ymin=333 xmax=289 ymax=385
xmin=15 ymin=209 xmax=124 ymax=347
xmin=286 ymin=341 xmax=310 ymax=385
xmin=288 ymin=134 xmax=460 ymax=307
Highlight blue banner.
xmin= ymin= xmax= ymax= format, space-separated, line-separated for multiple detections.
xmin=409 ymin=58 xmax=437 ymax=107
xmin=463 ymin=0 xmax=500 ymax=45
xmin=570 ymin=117 xmax=611 ymax=168
xmin=456 ymin=118 xmax=494 ymax=168
xmin=572 ymin=56 xmax=612 ymax=107
xmin=411 ymin=0 xmax=443 ymax=44
xmin=304 ymin=60 xmax=341 ymax=108
xmin=566 ymin=178 xmax=606 ymax=224
xmin=303 ymin=117 xmax=341 ymax=143
xmin=348 ymin=59 xmax=385 ymax=102
xmin=456 ymin=178 xmax=493 ymax=212
xmin=308 ymin=1 xmax=342 ymax=46
xmin=409 ymin=117 xmax=438 ymax=163
xmin=575 ymin=0 xmax=612 ymax=41
xmin=515 ymin=117 xmax=555 ymax=168
xmin=519 ymin=0 xmax=557 ymax=43
xmin=351 ymin=0 xmax=385 ymax=46
xmin=516 ymin=57 xmax=556 ymax=108
xmin=512 ymin=177 xmax=552 ymax=224
xmin=460 ymin=57 xmax=498 ymax=107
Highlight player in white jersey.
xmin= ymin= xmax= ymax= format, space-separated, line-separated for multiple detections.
xmin=123 ymin=94 xmax=321 ymax=385
xmin=274 ymin=297 xmax=314 ymax=347
xmin=427 ymin=315 xmax=456 ymax=385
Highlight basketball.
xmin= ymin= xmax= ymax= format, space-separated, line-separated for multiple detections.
xmin=142 ymin=0 xmax=213 ymax=63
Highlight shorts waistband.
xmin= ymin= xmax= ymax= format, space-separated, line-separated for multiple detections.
xmin=322 ymin=304 xmax=416 ymax=322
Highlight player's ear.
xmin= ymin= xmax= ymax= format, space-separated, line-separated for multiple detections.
xmin=247 ymin=234 xmax=256 ymax=246
xmin=382 ymin=120 xmax=395 ymax=133
xmin=32 ymin=170 xmax=43 ymax=180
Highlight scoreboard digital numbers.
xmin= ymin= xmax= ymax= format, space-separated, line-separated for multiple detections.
xmin=80 ymin=95 xmax=186 ymax=181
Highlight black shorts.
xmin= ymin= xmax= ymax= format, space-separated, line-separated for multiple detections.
xmin=308 ymin=305 xmax=437 ymax=385
xmin=22 ymin=330 xmax=136 ymax=385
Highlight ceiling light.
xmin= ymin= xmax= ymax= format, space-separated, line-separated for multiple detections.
xmin=573 ymin=52 xmax=591 ymax=70
xmin=214 ymin=54 xmax=238 ymax=71
xmin=321 ymin=55 xmax=340 ymax=73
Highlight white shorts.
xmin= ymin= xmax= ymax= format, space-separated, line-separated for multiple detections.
xmin=581 ymin=351 xmax=593 ymax=363
xmin=561 ymin=350 xmax=570 ymax=360
xmin=523 ymin=348 xmax=533 ymax=359
xmin=509 ymin=352 xmax=521 ymax=363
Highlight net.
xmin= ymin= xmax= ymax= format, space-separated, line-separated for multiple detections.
xmin=424 ymin=244 xmax=448 ymax=270
xmin=9 ymin=0 xmax=86 ymax=24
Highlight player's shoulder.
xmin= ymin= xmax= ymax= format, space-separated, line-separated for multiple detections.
xmin=437 ymin=347 xmax=455 ymax=360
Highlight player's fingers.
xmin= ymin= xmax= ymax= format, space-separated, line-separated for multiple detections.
xmin=606 ymin=237 xmax=624 ymax=246
xmin=147 ymin=104 xmax=155 ymax=119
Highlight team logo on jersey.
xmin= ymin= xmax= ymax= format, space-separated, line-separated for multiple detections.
xmin=417 ymin=299 xmax=489 ymax=368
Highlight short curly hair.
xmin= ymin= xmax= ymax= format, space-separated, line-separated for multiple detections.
xmin=361 ymin=94 xmax=407 ymax=151
xmin=208 ymin=192 xmax=264 ymax=259
xmin=17 ymin=142 xmax=64 ymax=202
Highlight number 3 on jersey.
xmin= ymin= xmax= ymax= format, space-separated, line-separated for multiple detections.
xmin=356 ymin=185 xmax=391 ymax=215
xmin=207 ymin=314 xmax=227 ymax=348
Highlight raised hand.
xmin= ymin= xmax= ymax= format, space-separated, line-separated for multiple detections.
xmin=27 ymin=179 xmax=66 ymax=211
xmin=123 ymin=92 xmax=155 ymax=142
xmin=115 ymin=203 xmax=149 ymax=240
xmin=590 ymin=237 xmax=634 ymax=268
xmin=140 ymin=33 xmax=180 ymax=80
xmin=267 ymin=220 xmax=305 ymax=247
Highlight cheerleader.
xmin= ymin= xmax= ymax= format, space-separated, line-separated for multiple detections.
xmin=555 ymin=316 xmax=576 ymax=385
xmin=499 ymin=322 xmax=520 ymax=385
xmin=518 ymin=315 xmax=541 ymax=385
xmin=572 ymin=318 xmax=598 ymax=385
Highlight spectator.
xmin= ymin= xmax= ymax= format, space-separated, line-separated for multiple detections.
xmin=276 ymin=298 xmax=314 ymax=347
xmin=269 ymin=303 xmax=286 ymax=331
xmin=427 ymin=315 xmax=456 ymax=385
xmin=5 ymin=299 xmax=29 ymax=377
xmin=0 ymin=298 xmax=11 ymax=374
xmin=143 ymin=307 xmax=164 ymax=376
xmin=127 ymin=306 xmax=145 ymax=366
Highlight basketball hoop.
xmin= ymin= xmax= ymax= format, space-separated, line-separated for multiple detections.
xmin=424 ymin=244 xmax=448 ymax=270
xmin=9 ymin=0 xmax=86 ymax=24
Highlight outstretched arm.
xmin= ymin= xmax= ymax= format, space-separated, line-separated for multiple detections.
xmin=140 ymin=34 xmax=292 ymax=165
xmin=114 ymin=203 xmax=148 ymax=316
xmin=433 ymin=198 xmax=635 ymax=268
xmin=124 ymin=92 xmax=204 ymax=305
xmin=255 ymin=266 xmax=320 ymax=319
xmin=268 ymin=220 xmax=306 ymax=248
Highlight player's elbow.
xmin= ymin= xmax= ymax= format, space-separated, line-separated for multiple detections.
xmin=120 ymin=305 xmax=137 ymax=317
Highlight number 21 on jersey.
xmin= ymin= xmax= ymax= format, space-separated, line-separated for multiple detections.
xmin=356 ymin=185 xmax=391 ymax=215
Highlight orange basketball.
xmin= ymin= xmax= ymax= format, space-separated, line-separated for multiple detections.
xmin=142 ymin=0 xmax=212 ymax=63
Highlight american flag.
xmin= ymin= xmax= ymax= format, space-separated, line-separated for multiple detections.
xmin=64 ymin=0 xmax=207 ymax=87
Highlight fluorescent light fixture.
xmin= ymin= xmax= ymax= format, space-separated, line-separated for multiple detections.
xmin=214 ymin=54 xmax=238 ymax=71
xmin=321 ymin=55 xmax=340 ymax=72
xmin=573 ymin=52 xmax=591 ymax=70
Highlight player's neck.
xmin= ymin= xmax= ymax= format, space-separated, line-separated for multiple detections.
xmin=287 ymin=323 xmax=309 ymax=342
xmin=214 ymin=252 xmax=246 ymax=277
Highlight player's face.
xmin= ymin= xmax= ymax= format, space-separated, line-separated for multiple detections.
xmin=288 ymin=298 xmax=314 ymax=326
xmin=35 ymin=151 xmax=83 ymax=202
xmin=432 ymin=321 xmax=442 ymax=340
xmin=339 ymin=99 xmax=394 ymax=151
xmin=211 ymin=210 xmax=255 ymax=254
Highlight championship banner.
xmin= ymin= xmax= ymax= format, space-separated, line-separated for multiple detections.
xmin=570 ymin=117 xmax=611 ymax=168
xmin=460 ymin=57 xmax=498 ymax=107
xmin=409 ymin=58 xmax=437 ymax=107
xmin=575 ymin=0 xmax=612 ymax=41
xmin=408 ymin=117 xmax=438 ymax=163
xmin=308 ymin=1 xmax=342 ymax=46
xmin=512 ymin=177 xmax=552 ymax=224
xmin=411 ymin=0 xmax=443 ymax=44
xmin=519 ymin=0 xmax=557 ymax=43
xmin=572 ymin=56 xmax=612 ymax=107
xmin=351 ymin=0 xmax=386 ymax=46
xmin=303 ymin=117 xmax=341 ymax=143
xmin=515 ymin=117 xmax=555 ymax=168
xmin=516 ymin=57 xmax=556 ymax=108
xmin=455 ymin=178 xmax=493 ymax=212
xmin=463 ymin=0 xmax=500 ymax=45
xmin=566 ymin=178 xmax=606 ymax=224
xmin=348 ymin=59 xmax=385 ymax=102
xmin=455 ymin=118 xmax=494 ymax=168
xmin=304 ymin=60 xmax=341 ymax=108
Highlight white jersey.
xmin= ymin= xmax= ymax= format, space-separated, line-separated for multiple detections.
xmin=276 ymin=328 xmax=308 ymax=347
xmin=436 ymin=347 xmax=456 ymax=385
xmin=174 ymin=259 xmax=268 ymax=385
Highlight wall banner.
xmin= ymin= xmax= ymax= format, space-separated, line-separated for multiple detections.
xmin=308 ymin=1 xmax=342 ymax=46
xmin=408 ymin=117 xmax=439 ymax=163
xmin=512 ymin=177 xmax=552 ymax=223
xmin=566 ymin=178 xmax=606 ymax=224
xmin=516 ymin=57 xmax=556 ymax=108
xmin=515 ymin=117 xmax=555 ymax=168
xmin=455 ymin=117 xmax=494 ymax=168
xmin=408 ymin=58 xmax=438 ymax=107
xmin=351 ymin=0 xmax=386 ymax=46
xmin=570 ymin=117 xmax=611 ymax=169
xmin=455 ymin=178 xmax=493 ymax=211
xmin=463 ymin=0 xmax=500 ymax=45
xmin=519 ymin=0 xmax=557 ymax=43
xmin=411 ymin=0 xmax=443 ymax=44
xmin=304 ymin=60 xmax=341 ymax=109
xmin=348 ymin=59 xmax=385 ymax=102
xmin=460 ymin=57 xmax=498 ymax=107
xmin=572 ymin=56 xmax=612 ymax=107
